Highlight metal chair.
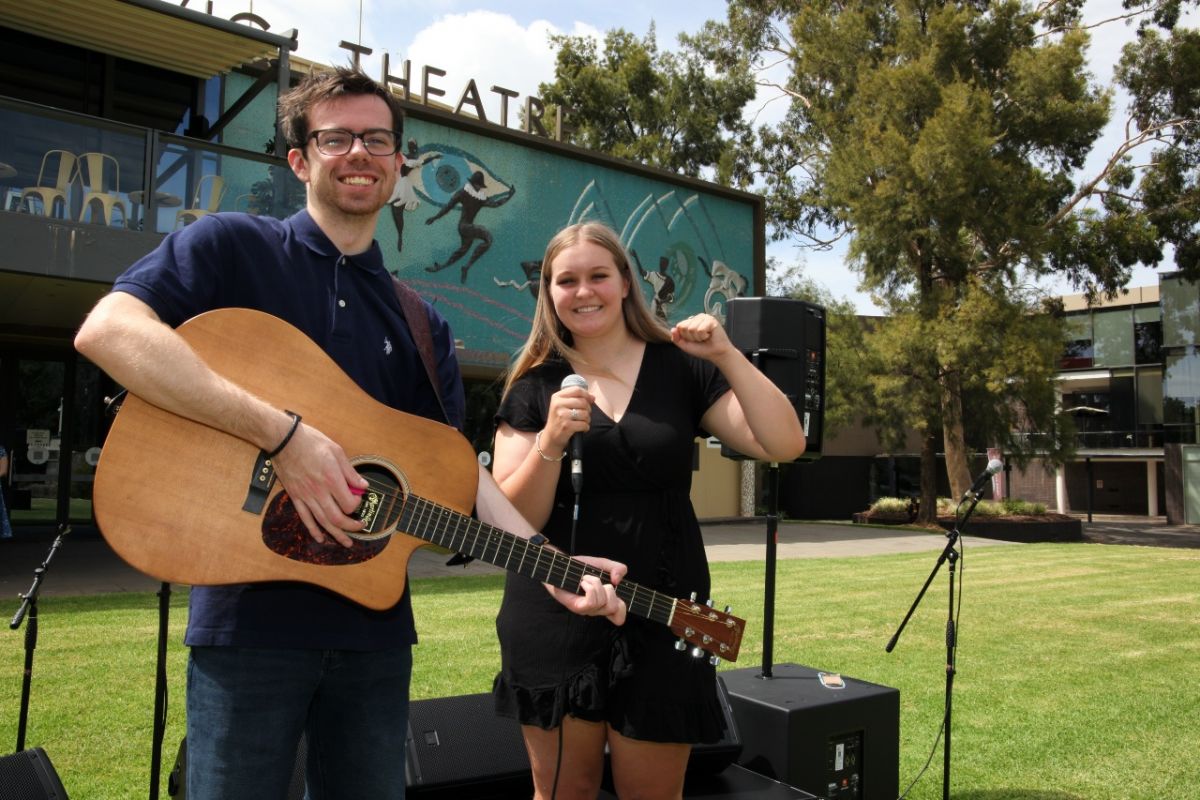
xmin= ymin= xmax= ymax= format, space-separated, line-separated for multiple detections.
xmin=19 ymin=150 xmax=77 ymax=218
xmin=77 ymin=152 xmax=130 ymax=227
xmin=175 ymin=174 xmax=226 ymax=227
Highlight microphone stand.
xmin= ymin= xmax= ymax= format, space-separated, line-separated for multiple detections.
xmin=886 ymin=490 xmax=983 ymax=800
xmin=9 ymin=523 xmax=71 ymax=753
xmin=149 ymin=581 xmax=172 ymax=800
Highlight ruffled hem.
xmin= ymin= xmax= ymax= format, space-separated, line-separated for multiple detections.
xmin=493 ymin=661 xmax=607 ymax=730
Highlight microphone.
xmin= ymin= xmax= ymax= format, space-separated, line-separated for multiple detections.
xmin=561 ymin=374 xmax=588 ymax=495
xmin=964 ymin=459 xmax=1003 ymax=499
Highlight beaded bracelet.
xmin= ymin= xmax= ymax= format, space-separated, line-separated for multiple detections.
xmin=265 ymin=411 xmax=302 ymax=459
xmin=534 ymin=431 xmax=566 ymax=462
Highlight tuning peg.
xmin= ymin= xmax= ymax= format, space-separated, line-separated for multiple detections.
xmin=708 ymin=654 xmax=720 ymax=666
xmin=690 ymin=645 xmax=704 ymax=659
xmin=675 ymin=637 xmax=688 ymax=652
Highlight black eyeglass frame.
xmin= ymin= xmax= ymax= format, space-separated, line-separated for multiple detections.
xmin=307 ymin=128 xmax=403 ymax=156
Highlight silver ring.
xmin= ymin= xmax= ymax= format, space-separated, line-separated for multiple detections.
xmin=571 ymin=409 xmax=581 ymax=421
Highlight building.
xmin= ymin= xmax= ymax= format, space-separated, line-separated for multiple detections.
xmin=0 ymin=0 xmax=767 ymax=535
xmin=781 ymin=273 xmax=1200 ymax=523
xmin=1010 ymin=273 xmax=1200 ymax=521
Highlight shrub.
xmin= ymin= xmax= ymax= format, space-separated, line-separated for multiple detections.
xmin=869 ymin=497 xmax=912 ymax=515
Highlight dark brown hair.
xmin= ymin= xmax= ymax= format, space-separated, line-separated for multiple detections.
xmin=278 ymin=66 xmax=405 ymax=152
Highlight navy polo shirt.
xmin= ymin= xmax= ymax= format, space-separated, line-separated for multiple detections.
xmin=112 ymin=210 xmax=466 ymax=650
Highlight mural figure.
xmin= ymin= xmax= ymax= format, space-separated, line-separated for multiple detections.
xmin=388 ymin=138 xmax=440 ymax=253
xmin=494 ymin=260 xmax=543 ymax=299
xmin=425 ymin=170 xmax=515 ymax=284
xmin=699 ymin=256 xmax=748 ymax=323
xmin=632 ymin=249 xmax=676 ymax=321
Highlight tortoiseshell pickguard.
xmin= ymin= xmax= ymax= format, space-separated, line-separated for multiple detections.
xmin=262 ymin=491 xmax=387 ymax=565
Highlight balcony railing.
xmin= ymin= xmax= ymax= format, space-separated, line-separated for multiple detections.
xmin=1010 ymin=426 xmax=1190 ymax=451
xmin=0 ymin=96 xmax=304 ymax=234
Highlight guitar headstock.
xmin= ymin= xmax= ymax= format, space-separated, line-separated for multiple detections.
xmin=668 ymin=597 xmax=745 ymax=663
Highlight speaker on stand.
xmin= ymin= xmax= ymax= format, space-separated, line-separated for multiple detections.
xmin=719 ymin=297 xmax=826 ymax=679
xmin=0 ymin=748 xmax=69 ymax=800
xmin=722 ymin=297 xmax=826 ymax=463
xmin=715 ymin=299 xmax=900 ymax=800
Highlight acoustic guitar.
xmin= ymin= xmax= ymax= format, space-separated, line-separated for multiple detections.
xmin=93 ymin=308 xmax=744 ymax=663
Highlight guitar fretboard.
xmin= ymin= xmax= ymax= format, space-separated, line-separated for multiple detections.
xmin=398 ymin=493 xmax=678 ymax=627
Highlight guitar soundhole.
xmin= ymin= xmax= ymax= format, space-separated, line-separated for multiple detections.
xmin=261 ymin=459 xmax=404 ymax=565
xmin=261 ymin=492 xmax=387 ymax=565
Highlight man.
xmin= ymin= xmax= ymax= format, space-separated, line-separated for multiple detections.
xmin=74 ymin=67 xmax=625 ymax=800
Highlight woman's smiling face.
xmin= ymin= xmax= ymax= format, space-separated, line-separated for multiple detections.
xmin=547 ymin=240 xmax=632 ymax=342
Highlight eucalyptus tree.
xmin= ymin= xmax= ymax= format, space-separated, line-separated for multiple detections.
xmin=691 ymin=0 xmax=1198 ymax=516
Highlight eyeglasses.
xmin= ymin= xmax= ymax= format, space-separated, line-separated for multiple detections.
xmin=308 ymin=128 xmax=401 ymax=156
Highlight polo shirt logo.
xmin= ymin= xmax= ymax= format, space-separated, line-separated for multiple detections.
xmin=383 ymin=336 xmax=393 ymax=355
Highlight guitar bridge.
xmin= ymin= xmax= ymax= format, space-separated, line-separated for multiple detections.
xmin=242 ymin=450 xmax=278 ymax=514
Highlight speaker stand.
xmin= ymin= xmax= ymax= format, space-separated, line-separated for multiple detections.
xmin=9 ymin=524 xmax=70 ymax=753
xmin=760 ymin=462 xmax=781 ymax=678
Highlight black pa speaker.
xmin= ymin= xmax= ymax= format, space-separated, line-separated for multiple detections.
xmin=722 ymin=297 xmax=825 ymax=461
xmin=167 ymin=736 xmax=306 ymax=799
xmin=683 ymin=675 xmax=743 ymax=775
xmin=0 ymin=748 xmax=69 ymax=800
xmin=722 ymin=663 xmax=899 ymax=800
xmin=405 ymin=693 xmax=532 ymax=799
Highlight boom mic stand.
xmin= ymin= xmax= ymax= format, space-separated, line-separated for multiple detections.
xmin=9 ymin=523 xmax=71 ymax=753
xmin=886 ymin=488 xmax=984 ymax=800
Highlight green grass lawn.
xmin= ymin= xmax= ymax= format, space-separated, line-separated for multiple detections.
xmin=1 ymin=542 xmax=1197 ymax=799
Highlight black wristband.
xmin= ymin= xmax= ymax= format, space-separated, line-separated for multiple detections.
xmin=265 ymin=411 xmax=301 ymax=459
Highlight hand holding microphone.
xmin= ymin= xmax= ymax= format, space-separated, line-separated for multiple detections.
xmin=560 ymin=374 xmax=589 ymax=494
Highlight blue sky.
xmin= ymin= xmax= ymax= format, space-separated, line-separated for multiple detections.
xmin=210 ymin=1 xmax=1192 ymax=313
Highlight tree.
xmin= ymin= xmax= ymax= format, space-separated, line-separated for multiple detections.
xmin=693 ymin=0 xmax=1198 ymax=520
xmin=538 ymin=25 xmax=756 ymax=178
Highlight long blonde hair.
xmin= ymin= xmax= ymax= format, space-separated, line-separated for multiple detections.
xmin=503 ymin=222 xmax=670 ymax=395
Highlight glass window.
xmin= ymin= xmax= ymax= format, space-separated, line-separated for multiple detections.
xmin=1137 ymin=367 xmax=1163 ymax=425
xmin=1135 ymin=320 xmax=1163 ymax=364
xmin=1161 ymin=274 xmax=1200 ymax=349
xmin=1164 ymin=349 xmax=1200 ymax=425
xmin=1093 ymin=308 xmax=1134 ymax=366
xmin=1061 ymin=313 xmax=1093 ymax=368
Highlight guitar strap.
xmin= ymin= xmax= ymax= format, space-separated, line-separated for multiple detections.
xmin=391 ymin=276 xmax=450 ymax=426
xmin=392 ymin=276 xmax=478 ymax=567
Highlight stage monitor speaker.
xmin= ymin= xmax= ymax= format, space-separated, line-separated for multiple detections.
xmin=721 ymin=663 xmax=899 ymax=800
xmin=683 ymin=675 xmax=743 ymax=775
xmin=722 ymin=297 xmax=825 ymax=461
xmin=0 ymin=747 xmax=69 ymax=800
xmin=405 ymin=692 xmax=532 ymax=799
xmin=166 ymin=735 xmax=306 ymax=800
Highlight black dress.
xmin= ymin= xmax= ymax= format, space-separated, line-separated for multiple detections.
xmin=492 ymin=342 xmax=730 ymax=744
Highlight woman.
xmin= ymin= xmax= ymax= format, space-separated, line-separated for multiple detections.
xmin=491 ymin=221 xmax=805 ymax=799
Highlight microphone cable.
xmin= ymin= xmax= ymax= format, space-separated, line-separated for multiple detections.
xmin=548 ymin=487 xmax=583 ymax=800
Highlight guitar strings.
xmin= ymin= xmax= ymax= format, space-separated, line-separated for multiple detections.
xmin=341 ymin=474 xmax=735 ymax=647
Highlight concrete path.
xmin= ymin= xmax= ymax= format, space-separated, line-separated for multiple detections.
xmin=0 ymin=516 xmax=1196 ymax=600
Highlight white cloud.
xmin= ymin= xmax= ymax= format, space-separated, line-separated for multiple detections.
xmin=401 ymin=12 xmax=600 ymax=121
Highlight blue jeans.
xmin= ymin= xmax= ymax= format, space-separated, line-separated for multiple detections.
xmin=186 ymin=645 xmax=412 ymax=800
